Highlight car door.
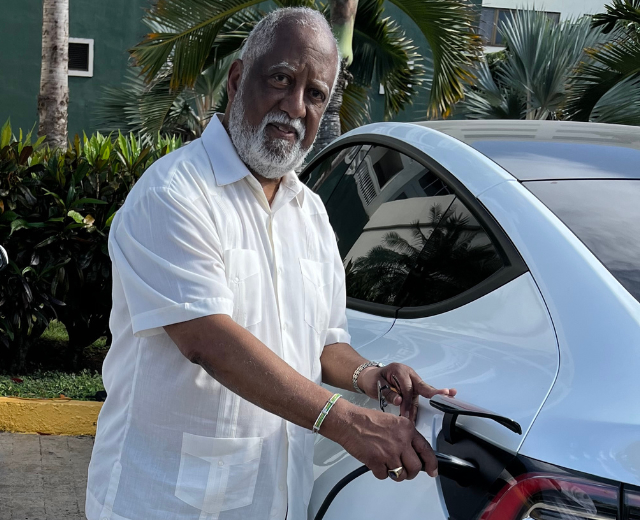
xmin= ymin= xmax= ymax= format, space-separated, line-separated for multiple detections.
xmin=301 ymin=131 xmax=560 ymax=520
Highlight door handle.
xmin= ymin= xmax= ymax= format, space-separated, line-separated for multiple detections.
xmin=430 ymin=394 xmax=522 ymax=444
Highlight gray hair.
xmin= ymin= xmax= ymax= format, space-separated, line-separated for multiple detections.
xmin=240 ymin=7 xmax=340 ymax=96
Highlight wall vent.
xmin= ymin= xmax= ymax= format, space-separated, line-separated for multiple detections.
xmin=68 ymin=38 xmax=94 ymax=77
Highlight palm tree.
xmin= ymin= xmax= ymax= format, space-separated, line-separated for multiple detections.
xmin=96 ymin=55 xmax=235 ymax=139
xmin=124 ymin=0 xmax=479 ymax=146
xmin=461 ymin=10 xmax=602 ymax=121
xmin=565 ymin=0 xmax=640 ymax=125
xmin=38 ymin=0 xmax=69 ymax=149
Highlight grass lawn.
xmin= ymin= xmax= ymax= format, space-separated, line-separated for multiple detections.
xmin=0 ymin=369 xmax=105 ymax=401
xmin=0 ymin=321 xmax=108 ymax=401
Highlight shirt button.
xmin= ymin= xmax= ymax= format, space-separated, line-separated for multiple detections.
xmin=279 ymin=483 xmax=285 ymax=491
xmin=282 ymin=323 xmax=287 ymax=331
xmin=277 ymin=267 xmax=283 ymax=274
xmin=218 ymin=460 xmax=224 ymax=466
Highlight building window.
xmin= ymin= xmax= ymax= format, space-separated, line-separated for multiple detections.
xmin=479 ymin=8 xmax=560 ymax=46
xmin=68 ymin=38 xmax=94 ymax=77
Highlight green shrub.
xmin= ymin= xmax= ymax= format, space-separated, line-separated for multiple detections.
xmin=0 ymin=120 xmax=182 ymax=371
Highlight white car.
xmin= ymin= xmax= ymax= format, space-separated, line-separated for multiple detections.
xmin=301 ymin=120 xmax=640 ymax=520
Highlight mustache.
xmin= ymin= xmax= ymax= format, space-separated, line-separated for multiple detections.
xmin=260 ymin=111 xmax=306 ymax=141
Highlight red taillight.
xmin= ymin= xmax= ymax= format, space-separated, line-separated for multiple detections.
xmin=480 ymin=473 xmax=619 ymax=520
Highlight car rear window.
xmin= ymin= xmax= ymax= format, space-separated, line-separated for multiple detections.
xmin=525 ymin=180 xmax=640 ymax=303
xmin=471 ymin=141 xmax=640 ymax=180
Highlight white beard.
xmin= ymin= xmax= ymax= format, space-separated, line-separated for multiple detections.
xmin=228 ymin=82 xmax=314 ymax=180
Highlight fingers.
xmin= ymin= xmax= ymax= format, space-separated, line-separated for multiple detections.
xmin=401 ymin=448 xmax=423 ymax=480
xmin=370 ymin=464 xmax=389 ymax=480
xmin=386 ymin=458 xmax=407 ymax=483
xmin=412 ymin=431 xmax=438 ymax=478
xmin=416 ymin=379 xmax=457 ymax=400
xmin=386 ymin=367 xmax=413 ymax=419
xmin=410 ymin=392 xmax=420 ymax=423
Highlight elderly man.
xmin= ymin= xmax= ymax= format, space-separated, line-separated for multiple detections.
xmin=86 ymin=7 xmax=456 ymax=520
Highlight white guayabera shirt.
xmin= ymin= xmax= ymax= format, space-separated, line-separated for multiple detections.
xmin=85 ymin=115 xmax=350 ymax=520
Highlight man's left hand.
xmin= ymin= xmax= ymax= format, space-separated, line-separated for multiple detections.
xmin=358 ymin=363 xmax=457 ymax=422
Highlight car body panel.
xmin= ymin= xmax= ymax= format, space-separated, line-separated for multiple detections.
xmin=306 ymin=121 xmax=640 ymax=519
xmin=478 ymin=179 xmax=640 ymax=486
xmin=344 ymin=308 xmax=395 ymax=349
xmin=342 ymin=122 xmax=516 ymax=197
xmin=308 ymin=272 xmax=559 ymax=519
xmin=414 ymin=120 xmax=640 ymax=180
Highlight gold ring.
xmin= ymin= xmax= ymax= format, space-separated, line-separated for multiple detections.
xmin=388 ymin=466 xmax=404 ymax=479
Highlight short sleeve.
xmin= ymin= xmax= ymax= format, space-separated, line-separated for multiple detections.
xmin=109 ymin=187 xmax=234 ymax=337
xmin=324 ymin=223 xmax=351 ymax=347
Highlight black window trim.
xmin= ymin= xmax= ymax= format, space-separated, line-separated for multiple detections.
xmin=301 ymin=133 xmax=529 ymax=320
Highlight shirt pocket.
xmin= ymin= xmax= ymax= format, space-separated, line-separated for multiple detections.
xmin=224 ymin=249 xmax=262 ymax=328
xmin=299 ymin=258 xmax=332 ymax=334
xmin=174 ymin=433 xmax=263 ymax=514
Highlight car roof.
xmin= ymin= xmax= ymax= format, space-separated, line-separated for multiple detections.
xmin=413 ymin=120 xmax=640 ymax=181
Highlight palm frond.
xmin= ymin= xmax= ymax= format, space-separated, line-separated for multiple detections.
xmin=592 ymin=0 xmax=640 ymax=39
xmin=132 ymin=0 xmax=265 ymax=89
xmin=386 ymin=0 xmax=480 ymax=117
xmin=339 ymin=83 xmax=371 ymax=132
xmin=590 ymin=75 xmax=640 ymax=125
xmin=566 ymin=32 xmax=640 ymax=121
xmin=274 ymin=0 xmax=319 ymax=8
xmin=350 ymin=0 xmax=426 ymax=119
xmin=498 ymin=11 xmax=602 ymax=119
xmin=96 ymin=72 xmax=186 ymax=136
xmin=201 ymin=9 xmax=266 ymax=72
xmin=460 ymin=58 xmax=525 ymax=119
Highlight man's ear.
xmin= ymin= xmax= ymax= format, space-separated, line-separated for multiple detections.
xmin=227 ymin=59 xmax=244 ymax=105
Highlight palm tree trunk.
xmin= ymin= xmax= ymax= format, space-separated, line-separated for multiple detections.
xmin=38 ymin=0 xmax=69 ymax=149
xmin=313 ymin=59 xmax=351 ymax=154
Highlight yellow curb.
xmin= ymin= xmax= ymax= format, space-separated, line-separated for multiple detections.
xmin=0 ymin=396 xmax=102 ymax=436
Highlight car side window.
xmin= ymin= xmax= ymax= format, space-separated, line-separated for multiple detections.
xmin=306 ymin=144 xmax=505 ymax=309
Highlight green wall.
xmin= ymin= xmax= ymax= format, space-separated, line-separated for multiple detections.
xmin=0 ymin=0 xmax=481 ymax=137
xmin=0 ymin=0 xmax=149 ymax=138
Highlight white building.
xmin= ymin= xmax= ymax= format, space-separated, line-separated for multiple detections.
xmin=480 ymin=1 xmax=611 ymax=52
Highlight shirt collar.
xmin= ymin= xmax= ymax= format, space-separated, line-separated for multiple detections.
xmin=202 ymin=113 xmax=305 ymax=207
xmin=201 ymin=113 xmax=250 ymax=187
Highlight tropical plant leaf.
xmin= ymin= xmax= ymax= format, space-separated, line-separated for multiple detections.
xmin=591 ymin=0 xmax=640 ymax=39
xmin=590 ymin=75 xmax=640 ymax=125
xmin=340 ymin=82 xmax=371 ymax=132
xmin=460 ymin=58 xmax=525 ymax=119
xmin=385 ymin=0 xmax=480 ymax=117
xmin=566 ymin=29 xmax=640 ymax=122
xmin=200 ymin=9 xmax=266 ymax=71
xmin=349 ymin=0 xmax=426 ymax=120
xmin=1 ymin=119 xmax=12 ymax=148
xmin=131 ymin=0 xmax=266 ymax=89
xmin=498 ymin=11 xmax=603 ymax=120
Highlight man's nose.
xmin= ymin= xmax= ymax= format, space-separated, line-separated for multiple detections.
xmin=280 ymin=84 xmax=306 ymax=121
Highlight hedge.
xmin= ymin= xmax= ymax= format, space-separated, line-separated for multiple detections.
xmin=0 ymin=120 xmax=182 ymax=371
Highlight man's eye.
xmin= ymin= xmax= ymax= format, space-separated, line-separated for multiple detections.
xmin=310 ymin=89 xmax=325 ymax=101
xmin=273 ymin=74 xmax=290 ymax=84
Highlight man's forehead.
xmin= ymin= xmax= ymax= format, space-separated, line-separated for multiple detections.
xmin=256 ymin=24 xmax=337 ymax=77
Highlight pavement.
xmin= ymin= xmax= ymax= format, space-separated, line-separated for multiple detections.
xmin=0 ymin=432 xmax=93 ymax=520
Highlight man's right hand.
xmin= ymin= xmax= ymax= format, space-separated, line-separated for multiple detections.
xmin=323 ymin=400 xmax=438 ymax=482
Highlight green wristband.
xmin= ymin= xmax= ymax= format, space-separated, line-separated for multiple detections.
xmin=313 ymin=393 xmax=342 ymax=434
